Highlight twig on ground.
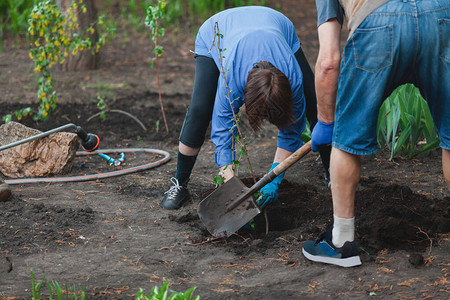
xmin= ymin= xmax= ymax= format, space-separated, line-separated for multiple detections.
xmin=230 ymin=232 xmax=251 ymax=248
xmin=188 ymin=236 xmax=224 ymax=246
xmin=87 ymin=109 xmax=147 ymax=131
xmin=415 ymin=226 xmax=433 ymax=257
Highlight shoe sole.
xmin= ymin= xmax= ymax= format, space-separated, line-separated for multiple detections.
xmin=302 ymin=247 xmax=362 ymax=267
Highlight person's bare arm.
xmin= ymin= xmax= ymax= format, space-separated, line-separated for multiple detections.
xmin=219 ymin=146 xmax=292 ymax=182
xmin=315 ymin=19 xmax=342 ymax=123
xmin=273 ymin=147 xmax=292 ymax=163
xmin=220 ymin=164 xmax=235 ymax=182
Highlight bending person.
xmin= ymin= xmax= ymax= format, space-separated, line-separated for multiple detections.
xmin=161 ymin=6 xmax=325 ymax=210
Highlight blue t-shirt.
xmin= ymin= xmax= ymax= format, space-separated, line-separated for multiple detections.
xmin=316 ymin=0 xmax=344 ymax=27
xmin=195 ymin=6 xmax=306 ymax=167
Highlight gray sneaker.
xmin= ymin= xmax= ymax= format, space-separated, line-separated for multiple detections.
xmin=160 ymin=177 xmax=189 ymax=210
xmin=0 ymin=181 xmax=11 ymax=202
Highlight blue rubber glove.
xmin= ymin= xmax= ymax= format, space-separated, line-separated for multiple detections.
xmin=311 ymin=120 xmax=334 ymax=152
xmin=257 ymin=163 xmax=285 ymax=209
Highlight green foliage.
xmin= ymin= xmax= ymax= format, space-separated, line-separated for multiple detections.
xmin=135 ymin=281 xmax=200 ymax=300
xmin=164 ymin=0 xmax=267 ymax=25
xmin=145 ymin=0 xmax=166 ymax=66
xmin=30 ymin=268 xmax=86 ymax=300
xmin=301 ymin=120 xmax=312 ymax=143
xmin=377 ymin=84 xmax=439 ymax=159
xmin=0 ymin=0 xmax=43 ymax=49
xmin=213 ymin=172 xmax=225 ymax=187
xmin=23 ymin=0 xmax=111 ymax=122
xmin=96 ymin=95 xmax=107 ymax=120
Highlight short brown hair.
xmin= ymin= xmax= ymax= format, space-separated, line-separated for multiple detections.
xmin=244 ymin=61 xmax=294 ymax=132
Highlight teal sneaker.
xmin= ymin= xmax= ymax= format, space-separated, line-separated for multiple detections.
xmin=302 ymin=227 xmax=362 ymax=267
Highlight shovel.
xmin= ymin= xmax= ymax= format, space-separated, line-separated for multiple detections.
xmin=197 ymin=140 xmax=312 ymax=237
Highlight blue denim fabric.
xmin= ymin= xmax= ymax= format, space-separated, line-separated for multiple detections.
xmin=333 ymin=0 xmax=450 ymax=155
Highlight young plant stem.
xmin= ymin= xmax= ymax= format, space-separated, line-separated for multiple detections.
xmin=212 ymin=21 xmax=256 ymax=183
xmin=154 ymin=20 xmax=169 ymax=134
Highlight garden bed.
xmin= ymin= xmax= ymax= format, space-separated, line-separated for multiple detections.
xmin=0 ymin=0 xmax=449 ymax=298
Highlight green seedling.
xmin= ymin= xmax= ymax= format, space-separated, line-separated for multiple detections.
xmin=211 ymin=22 xmax=257 ymax=184
xmin=135 ymin=281 xmax=200 ymax=300
xmin=30 ymin=268 xmax=86 ymax=300
xmin=96 ymin=95 xmax=107 ymax=120
xmin=145 ymin=0 xmax=169 ymax=134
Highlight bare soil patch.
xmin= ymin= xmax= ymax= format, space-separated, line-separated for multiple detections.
xmin=0 ymin=1 xmax=449 ymax=298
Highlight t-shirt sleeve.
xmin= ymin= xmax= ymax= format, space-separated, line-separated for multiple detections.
xmin=316 ymin=0 xmax=344 ymax=27
xmin=278 ymin=14 xmax=301 ymax=53
xmin=195 ymin=19 xmax=214 ymax=58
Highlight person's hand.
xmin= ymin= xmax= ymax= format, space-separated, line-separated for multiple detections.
xmin=257 ymin=163 xmax=285 ymax=209
xmin=311 ymin=120 xmax=334 ymax=152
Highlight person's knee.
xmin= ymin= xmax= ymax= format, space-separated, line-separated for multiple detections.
xmin=179 ymin=142 xmax=200 ymax=156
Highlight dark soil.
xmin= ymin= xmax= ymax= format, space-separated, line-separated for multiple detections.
xmin=1 ymin=1 xmax=449 ymax=299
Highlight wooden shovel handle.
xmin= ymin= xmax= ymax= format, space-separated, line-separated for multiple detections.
xmin=272 ymin=140 xmax=311 ymax=176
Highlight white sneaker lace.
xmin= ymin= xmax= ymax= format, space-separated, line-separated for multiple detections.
xmin=164 ymin=177 xmax=182 ymax=200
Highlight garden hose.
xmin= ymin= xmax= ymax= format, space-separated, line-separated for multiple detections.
xmin=0 ymin=123 xmax=171 ymax=184
xmin=4 ymin=148 xmax=170 ymax=185
xmin=98 ymin=152 xmax=126 ymax=166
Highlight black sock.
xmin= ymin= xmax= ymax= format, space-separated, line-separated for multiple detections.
xmin=175 ymin=151 xmax=197 ymax=187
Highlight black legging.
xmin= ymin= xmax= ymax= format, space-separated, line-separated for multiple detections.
xmin=179 ymin=49 xmax=318 ymax=148
xmin=178 ymin=55 xmax=219 ymax=148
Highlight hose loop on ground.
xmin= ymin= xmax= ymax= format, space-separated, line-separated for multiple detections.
xmin=4 ymin=148 xmax=170 ymax=185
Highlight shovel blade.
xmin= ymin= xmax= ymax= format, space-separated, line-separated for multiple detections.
xmin=197 ymin=176 xmax=261 ymax=237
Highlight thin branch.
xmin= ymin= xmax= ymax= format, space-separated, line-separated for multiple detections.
xmin=154 ymin=20 xmax=169 ymax=134
xmin=188 ymin=236 xmax=224 ymax=246
xmin=87 ymin=109 xmax=147 ymax=131
xmin=415 ymin=226 xmax=433 ymax=257
xmin=213 ymin=22 xmax=256 ymax=183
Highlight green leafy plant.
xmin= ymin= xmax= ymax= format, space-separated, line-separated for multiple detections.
xmin=377 ymin=84 xmax=439 ymax=159
xmin=30 ymin=268 xmax=86 ymax=300
xmin=135 ymin=281 xmax=200 ymax=300
xmin=21 ymin=0 xmax=111 ymax=122
xmin=213 ymin=170 xmax=225 ymax=187
xmin=145 ymin=0 xmax=169 ymax=134
xmin=96 ymin=95 xmax=107 ymax=120
xmin=301 ymin=120 xmax=311 ymax=142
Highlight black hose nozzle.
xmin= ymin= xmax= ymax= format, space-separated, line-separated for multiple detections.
xmin=75 ymin=126 xmax=100 ymax=152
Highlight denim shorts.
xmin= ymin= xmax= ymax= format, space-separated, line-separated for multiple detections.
xmin=333 ymin=0 xmax=450 ymax=154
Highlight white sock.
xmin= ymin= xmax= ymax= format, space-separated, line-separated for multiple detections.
xmin=332 ymin=215 xmax=355 ymax=248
